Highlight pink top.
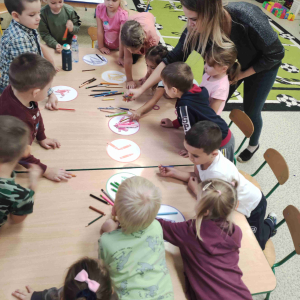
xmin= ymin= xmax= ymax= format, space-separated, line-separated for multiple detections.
xmin=200 ymin=73 xmax=229 ymax=115
xmin=96 ymin=4 xmax=128 ymax=49
xmin=128 ymin=12 xmax=160 ymax=55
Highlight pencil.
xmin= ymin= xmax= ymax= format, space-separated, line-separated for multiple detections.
xmin=114 ymin=182 xmax=120 ymax=186
xmin=89 ymin=206 xmax=106 ymax=216
xmin=81 ymin=77 xmax=96 ymax=85
xmin=110 ymin=182 xmax=119 ymax=189
xmin=91 ymin=90 xmax=111 ymax=92
xmin=106 ymin=112 xmax=127 ymax=117
xmin=101 ymin=189 xmax=114 ymax=203
xmin=86 ymin=215 xmax=103 ymax=227
xmin=96 ymin=54 xmax=104 ymax=61
xmin=157 ymin=212 xmax=178 ymax=216
xmin=58 ymin=108 xmax=75 ymax=111
xmin=100 ymin=193 xmax=114 ymax=206
xmin=82 ymin=69 xmax=96 ymax=72
xmin=62 ymin=27 xmax=68 ymax=41
xmin=86 ymin=85 xmax=108 ymax=89
xmin=90 ymin=194 xmax=108 ymax=205
xmin=111 ymin=188 xmax=118 ymax=193
xmin=100 ymin=82 xmax=119 ymax=85
xmin=102 ymin=98 xmax=115 ymax=101
xmin=71 ymin=174 xmax=76 ymax=177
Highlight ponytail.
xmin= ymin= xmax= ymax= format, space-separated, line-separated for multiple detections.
xmin=227 ymin=60 xmax=241 ymax=85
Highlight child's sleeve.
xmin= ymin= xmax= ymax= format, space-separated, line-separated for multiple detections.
xmin=119 ymin=9 xmax=128 ymax=25
xmin=36 ymin=114 xmax=46 ymax=142
xmin=69 ymin=9 xmax=81 ymax=34
xmin=19 ymin=156 xmax=47 ymax=173
xmin=39 ymin=15 xmax=59 ymax=49
xmin=173 ymin=105 xmax=197 ymax=134
xmin=10 ymin=185 xmax=35 ymax=217
xmin=31 ymin=287 xmax=62 ymax=300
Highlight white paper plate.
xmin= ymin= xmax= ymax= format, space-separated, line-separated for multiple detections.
xmin=102 ymin=70 xmax=126 ymax=83
xmin=108 ymin=116 xmax=140 ymax=136
xmin=83 ymin=54 xmax=108 ymax=66
xmin=52 ymin=86 xmax=78 ymax=102
xmin=157 ymin=204 xmax=185 ymax=223
xmin=106 ymin=139 xmax=140 ymax=163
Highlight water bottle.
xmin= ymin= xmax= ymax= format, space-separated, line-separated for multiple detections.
xmin=62 ymin=44 xmax=72 ymax=71
xmin=71 ymin=35 xmax=79 ymax=63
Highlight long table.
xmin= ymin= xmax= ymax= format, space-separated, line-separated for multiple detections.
xmin=0 ymin=168 xmax=276 ymax=299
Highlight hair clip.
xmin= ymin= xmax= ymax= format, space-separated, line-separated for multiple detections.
xmin=202 ymin=182 xmax=212 ymax=191
xmin=75 ymin=270 xmax=100 ymax=293
xmin=217 ymin=190 xmax=222 ymax=196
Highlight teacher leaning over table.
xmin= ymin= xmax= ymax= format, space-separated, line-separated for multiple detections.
xmin=128 ymin=0 xmax=284 ymax=163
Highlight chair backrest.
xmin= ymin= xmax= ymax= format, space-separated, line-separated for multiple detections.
xmin=264 ymin=148 xmax=289 ymax=185
xmin=283 ymin=205 xmax=300 ymax=255
xmin=229 ymin=109 xmax=254 ymax=138
xmin=88 ymin=27 xmax=97 ymax=42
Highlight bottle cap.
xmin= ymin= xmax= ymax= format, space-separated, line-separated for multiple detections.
xmin=72 ymin=35 xmax=77 ymax=40
xmin=62 ymin=44 xmax=70 ymax=50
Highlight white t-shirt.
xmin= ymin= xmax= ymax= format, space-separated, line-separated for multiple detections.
xmin=197 ymin=151 xmax=261 ymax=217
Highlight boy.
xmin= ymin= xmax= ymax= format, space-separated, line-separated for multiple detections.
xmin=0 ymin=115 xmax=42 ymax=227
xmin=0 ymin=0 xmax=58 ymax=110
xmin=99 ymin=176 xmax=174 ymax=300
xmin=160 ymin=62 xmax=235 ymax=162
xmin=159 ymin=121 xmax=277 ymax=250
xmin=39 ymin=0 xmax=81 ymax=53
xmin=0 ymin=53 xmax=72 ymax=182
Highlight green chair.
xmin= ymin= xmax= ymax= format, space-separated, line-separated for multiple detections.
xmin=228 ymin=109 xmax=254 ymax=165
xmin=263 ymin=205 xmax=300 ymax=299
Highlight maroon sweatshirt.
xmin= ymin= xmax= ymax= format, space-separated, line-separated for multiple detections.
xmin=0 ymin=85 xmax=47 ymax=172
xmin=157 ymin=218 xmax=252 ymax=300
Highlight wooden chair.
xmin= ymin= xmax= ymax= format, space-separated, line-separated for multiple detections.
xmin=228 ymin=109 xmax=254 ymax=165
xmin=0 ymin=3 xmax=9 ymax=36
xmin=88 ymin=27 xmax=97 ymax=48
xmin=262 ymin=205 xmax=300 ymax=299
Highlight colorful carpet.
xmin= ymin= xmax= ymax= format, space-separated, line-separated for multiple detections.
xmin=133 ymin=0 xmax=300 ymax=111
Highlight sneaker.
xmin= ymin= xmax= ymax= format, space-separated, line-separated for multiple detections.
xmin=237 ymin=145 xmax=260 ymax=163
xmin=266 ymin=212 xmax=277 ymax=237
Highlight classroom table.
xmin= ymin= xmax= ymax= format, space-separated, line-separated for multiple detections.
xmin=65 ymin=0 xmax=101 ymax=9
xmin=0 ymin=168 xmax=276 ymax=299
xmin=25 ymin=47 xmax=194 ymax=171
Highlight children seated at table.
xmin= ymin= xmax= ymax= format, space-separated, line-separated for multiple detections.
xmin=120 ymin=12 xmax=160 ymax=89
xmin=12 ymin=257 xmax=118 ymax=300
xmin=0 ymin=0 xmax=58 ymax=110
xmin=0 ymin=116 xmax=42 ymax=228
xmin=39 ymin=0 xmax=81 ymax=53
xmin=159 ymin=120 xmax=277 ymax=250
xmin=96 ymin=0 xmax=128 ymax=55
xmin=99 ymin=176 xmax=174 ymax=300
xmin=159 ymin=62 xmax=235 ymax=162
xmin=157 ymin=178 xmax=252 ymax=300
xmin=0 ymin=53 xmax=73 ymax=182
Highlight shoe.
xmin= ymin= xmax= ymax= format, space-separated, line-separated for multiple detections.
xmin=266 ymin=212 xmax=277 ymax=237
xmin=237 ymin=145 xmax=260 ymax=163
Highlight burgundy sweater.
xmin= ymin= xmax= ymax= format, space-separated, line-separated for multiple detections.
xmin=0 ymin=86 xmax=47 ymax=172
xmin=157 ymin=218 xmax=252 ymax=300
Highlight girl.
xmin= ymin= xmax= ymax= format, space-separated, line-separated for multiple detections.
xmin=157 ymin=179 xmax=252 ymax=300
xmin=201 ymin=45 xmax=241 ymax=115
xmin=119 ymin=13 xmax=160 ymax=89
xmin=12 ymin=257 xmax=118 ymax=300
xmin=96 ymin=0 xmax=128 ymax=55
xmin=128 ymin=0 xmax=284 ymax=162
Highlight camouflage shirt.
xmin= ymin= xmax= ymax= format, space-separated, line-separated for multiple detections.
xmin=0 ymin=172 xmax=34 ymax=227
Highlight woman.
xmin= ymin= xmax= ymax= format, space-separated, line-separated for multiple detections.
xmin=128 ymin=0 xmax=284 ymax=162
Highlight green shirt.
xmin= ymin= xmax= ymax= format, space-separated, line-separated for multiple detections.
xmin=0 ymin=172 xmax=34 ymax=227
xmin=39 ymin=4 xmax=81 ymax=49
xmin=99 ymin=220 xmax=174 ymax=300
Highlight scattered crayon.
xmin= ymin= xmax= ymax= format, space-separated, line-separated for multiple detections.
xmin=157 ymin=212 xmax=178 ymax=216
xmin=90 ymin=194 xmax=108 ymax=205
xmin=86 ymin=215 xmax=103 ymax=227
xmin=110 ymin=182 xmax=119 ymax=189
xmin=89 ymin=206 xmax=106 ymax=216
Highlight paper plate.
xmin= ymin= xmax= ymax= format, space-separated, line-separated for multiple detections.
xmin=157 ymin=204 xmax=185 ymax=223
xmin=83 ymin=54 xmax=108 ymax=66
xmin=52 ymin=86 xmax=78 ymax=102
xmin=102 ymin=70 xmax=126 ymax=83
xmin=108 ymin=116 xmax=140 ymax=136
xmin=106 ymin=139 xmax=140 ymax=163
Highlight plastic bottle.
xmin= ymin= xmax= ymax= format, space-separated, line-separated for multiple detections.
xmin=71 ymin=35 xmax=79 ymax=63
xmin=62 ymin=44 xmax=72 ymax=71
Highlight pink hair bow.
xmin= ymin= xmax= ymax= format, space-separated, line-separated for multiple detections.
xmin=74 ymin=270 xmax=100 ymax=293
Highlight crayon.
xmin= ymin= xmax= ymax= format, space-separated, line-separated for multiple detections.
xmin=157 ymin=212 xmax=178 ymax=216
xmin=86 ymin=215 xmax=103 ymax=227
xmin=89 ymin=206 xmax=106 ymax=216
xmin=90 ymin=194 xmax=108 ymax=205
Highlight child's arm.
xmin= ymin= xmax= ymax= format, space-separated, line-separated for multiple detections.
xmin=39 ymin=15 xmax=60 ymax=50
xmin=124 ymin=47 xmax=136 ymax=89
xmin=12 ymin=286 xmax=62 ymax=300
xmin=96 ymin=18 xmax=110 ymax=55
xmin=40 ymin=44 xmax=59 ymax=72
xmin=210 ymin=98 xmax=225 ymax=114
xmin=100 ymin=219 xmax=119 ymax=234
xmin=69 ymin=10 xmax=81 ymax=34
xmin=158 ymin=165 xmax=197 ymax=183
xmin=118 ymin=24 xmax=124 ymax=66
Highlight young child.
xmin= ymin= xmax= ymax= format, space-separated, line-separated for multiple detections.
xmin=120 ymin=12 xmax=160 ymax=89
xmin=0 ymin=53 xmax=72 ymax=182
xmin=99 ymin=176 xmax=174 ymax=300
xmin=0 ymin=116 xmax=42 ymax=228
xmin=200 ymin=45 xmax=241 ymax=115
xmin=1 ymin=0 xmax=58 ymax=110
xmin=96 ymin=0 xmax=128 ymax=55
xmin=12 ymin=257 xmax=118 ymax=300
xmin=159 ymin=120 xmax=277 ymax=250
xmin=157 ymin=179 xmax=252 ymax=300
xmin=160 ymin=61 xmax=235 ymax=162
xmin=39 ymin=0 xmax=81 ymax=53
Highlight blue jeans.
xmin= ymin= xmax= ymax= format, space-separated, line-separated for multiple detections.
xmin=227 ymin=63 xmax=280 ymax=146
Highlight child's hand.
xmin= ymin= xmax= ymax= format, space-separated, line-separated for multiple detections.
xmin=46 ymin=93 xmax=58 ymax=111
xmin=160 ymin=118 xmax=173 ymax=128
xmin=100 ymin=219 xmax=119 ymax=235
xmin=66 ymin=20 xmax=74 ymax=32
xmin=55 ymin=44 xmax=62 ymax=53
xmin=158 ymin=165 xmax=176 ymax=178
xmin=139 ymin=76 xmax=147 ymax=85
xmin=28 ymin=164 xmax=43 ymax=191
xmin=128 ymin=110 xmax=141 ymax=121
xmin=179 ymin=149 xmax=189 ymax=158
xmin=12 ymin=285 xmax=34 ymax=300
xmin=100 ymin=47 xmax=110 ymax=55
xmin=188 ymin=176 xmax=199 ymax=195
xmin=117 ymin=57 xmax=124 ymax=67
xmin=43 ymin=168 xmax=73 ymax=182
xmin=126 ymin=81 xmax=136 ymax=89
xmin=128 ymin=88 xmax=142 ymax=100
xmin=39 ymin=138 xmax=61 ymax=150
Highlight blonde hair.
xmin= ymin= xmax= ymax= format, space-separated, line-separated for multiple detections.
xmin=180 ymin=0 xmax=234 ymax=57
xmin=121 ymin=20 xmax=146 ymax=49
xmin=115 ymin=176 xmax=161 ymax=234
xmin=195 ymin=179 xmax=238 ymax=241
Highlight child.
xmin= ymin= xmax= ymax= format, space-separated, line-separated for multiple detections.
xmin=160 ymin=61 xmax=235 ymax=162
xmin=39 ymin=0 xmax=81 ymax=53
xmin=120 ymin=13 xmax=160 ymax=89
xmin=0 ymin=116 xmax=42 ymax=228
xmin=201 ymin=45 xmax=241 ymax=115
xmin=159 ymin=120 xmax=277 ymax=250
xmin=0 ymin=0 xmax=58 ymax=110
xmin=0 ymin=53 xmax=72 ymax=182
xmin=157 ymin=179 xmax=252 ymax=300
xmin=96 ymin=0 xmax=128 ymax=55
xmin=99 ymin=176 xmax=174 ymax=300
xmin=12 ymin=257 xmax=118 ymax=300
